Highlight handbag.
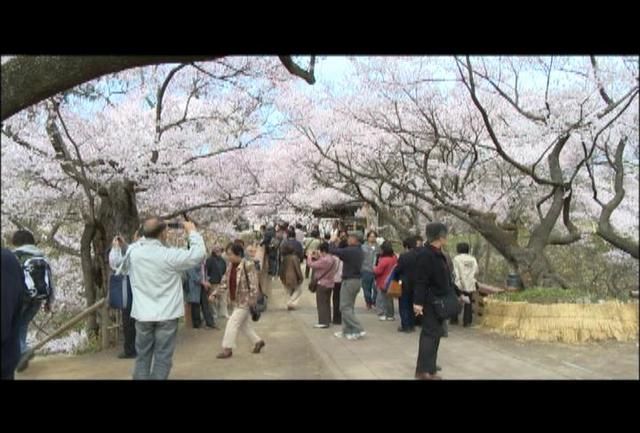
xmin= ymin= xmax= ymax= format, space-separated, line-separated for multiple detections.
xmin=244 ymin=262 xmax=267 ymax=321
xmin=432 ymin=289 xmax=461 ymax=320
xmin=308 ymin=257 xmax=336 ymax=293
xmin=109 ymin=273 xmax=132 ymax=310
xmin=387 ymin=280 xmax=402 ymax=298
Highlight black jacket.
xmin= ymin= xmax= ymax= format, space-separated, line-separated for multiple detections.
xmin=1 ymin=248 xmax=25 ymax=379
xmin=394 ymin=247 xmax=419 ymax=294
xmin=205 ymin=255 xmax=227 ymax=284
xmin=413 ymin=245 xmax=455 ymax=306
xmin=329 ymin=244 xmax=364 ymax=280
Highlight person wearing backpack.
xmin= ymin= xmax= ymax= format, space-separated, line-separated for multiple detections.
xmin=11 ymin=230 xmax=55 ymax=373
xmin=2 ymin=248 xmax=26 ymax=379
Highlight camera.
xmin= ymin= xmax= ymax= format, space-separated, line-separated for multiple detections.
xmin=167 ymin=221 xmax=183 ymax=229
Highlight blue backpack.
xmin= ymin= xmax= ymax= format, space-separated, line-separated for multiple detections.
xmin=109 ymin=273 xmax=133 ymax=310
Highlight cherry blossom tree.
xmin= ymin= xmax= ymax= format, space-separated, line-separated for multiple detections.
xmin=1 ymin=56 xmax=313 ymax=334
xmin=289 ymin=56 xmax=638 ymax=287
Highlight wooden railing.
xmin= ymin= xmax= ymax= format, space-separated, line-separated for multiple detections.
xmin=16 ymin=297 xmax=108 ymax=371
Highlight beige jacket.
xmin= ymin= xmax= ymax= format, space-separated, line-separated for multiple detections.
xmin=217 ymin=259 xmax=259 ymax=309
xmin=452 ymin=253 xmax=478 ymax=293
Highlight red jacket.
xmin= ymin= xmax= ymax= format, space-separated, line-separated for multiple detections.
xmin=373 ymin=255 xmax=398 ymax=290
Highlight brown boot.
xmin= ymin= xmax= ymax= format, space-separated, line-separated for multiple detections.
xmin=252 ymin=341 xmax=266 ymax=354
xmin=216 ymin=348 xmax=233 ymax=359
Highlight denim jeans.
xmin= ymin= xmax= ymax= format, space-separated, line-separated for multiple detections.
xmin=133 ymin=319 xmax=179 ymax=380
xmin=18 ymin=300 xmax=42 ymax=354
xmin=375 ymin=288 xmax=395 ymax=318
xmin=360 ymin=271 xmax=377 ymax=306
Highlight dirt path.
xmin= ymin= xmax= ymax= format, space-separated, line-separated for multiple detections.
xmin=17 ymin=282 xmax=334 ymax=380
xmin=17 ymin=277 xmax=639 ymax=380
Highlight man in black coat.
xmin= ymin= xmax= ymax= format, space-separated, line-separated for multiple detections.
xmin=1 ymin=248 xmax=26 ymax=379
xmin=395 ymin=236 xmax=419 ymax=333
xmin=413 ymin=222 xmax=454 ymax=380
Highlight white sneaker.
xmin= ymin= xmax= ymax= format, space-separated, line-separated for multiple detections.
xmin=313 ymin=324 xmax=329 ymax=329
xmin=345 ymin=333 xmax=359 ymax=340
xmin=378 ymin=315 xmax=387 ymax=321
xmin=334 ymin=332 xmax=344 ymax=338
xmin=358 ymin=331 xmax=367 ymax=338
xmin=385 ymin=316 xmax=396 ymax=321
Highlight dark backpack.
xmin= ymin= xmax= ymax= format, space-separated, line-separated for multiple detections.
xmin=15 ymin=251 xmax=53 ymax=301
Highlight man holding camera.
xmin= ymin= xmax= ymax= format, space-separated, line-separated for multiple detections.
xmin=115 ymin=217 xmax=206 ymax=380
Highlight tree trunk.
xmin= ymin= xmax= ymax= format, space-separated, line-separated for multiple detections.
xmin=96 ymin=180 xmax=141 ymax=242
xmin=93 ymin=180 xmax=141 ymax=349
xmin=79 ymin=180 xmax=140 ymax=345
xmin=80 ymin=222 xmax=98 ymax=334
xmin=466 ymin=215 xmax=568 ymax=289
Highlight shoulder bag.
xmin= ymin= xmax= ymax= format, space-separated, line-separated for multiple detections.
xmin=243 ymin=262 xmax=267 ymax=321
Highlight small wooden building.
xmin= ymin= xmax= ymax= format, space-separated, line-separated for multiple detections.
xmin=312 ymin=200 xmax=376 ymax=233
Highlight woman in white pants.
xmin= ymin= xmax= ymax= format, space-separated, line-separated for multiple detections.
xmin=211 ymin=243 xmax=265 ymax=359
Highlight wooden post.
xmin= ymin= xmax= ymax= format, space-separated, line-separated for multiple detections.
xmin=101 ymin=295 xmax=109 ymax=350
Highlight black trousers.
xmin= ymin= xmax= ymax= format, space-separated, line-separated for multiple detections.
xmin=122 ymin=302 xmax=137 ymax=356
xmin=316 ymin=284 xmax=333 ymax=326
xmin=450 ymin=291 xmax=473 ymax=326
xmin=415 ymin=302 xmax=444 ymax=375
xmin=332 ymin=282 xmax=342 ymax=325
xmin=462 ymin=291 xmax=473 ymax=326
xmin=192 ymin=289 xmax=215 ymax=328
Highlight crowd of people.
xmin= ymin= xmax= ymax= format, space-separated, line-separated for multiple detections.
xmin=258 ymin=220 xmax=480 ymax=379
xmin=1 ymin=216 xmax=480 ymax=381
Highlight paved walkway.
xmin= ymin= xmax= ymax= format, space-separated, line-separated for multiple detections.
xmin=17 ymin=277 xmax=639 ymax=380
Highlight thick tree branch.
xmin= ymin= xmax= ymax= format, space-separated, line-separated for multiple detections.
xmin=277 ymin=55 xmax=316 ymax=84
xmin=593 ymin=137 xmax=639 ymax=258
xmin=2 ymin=55 xmax=318 ymax=121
